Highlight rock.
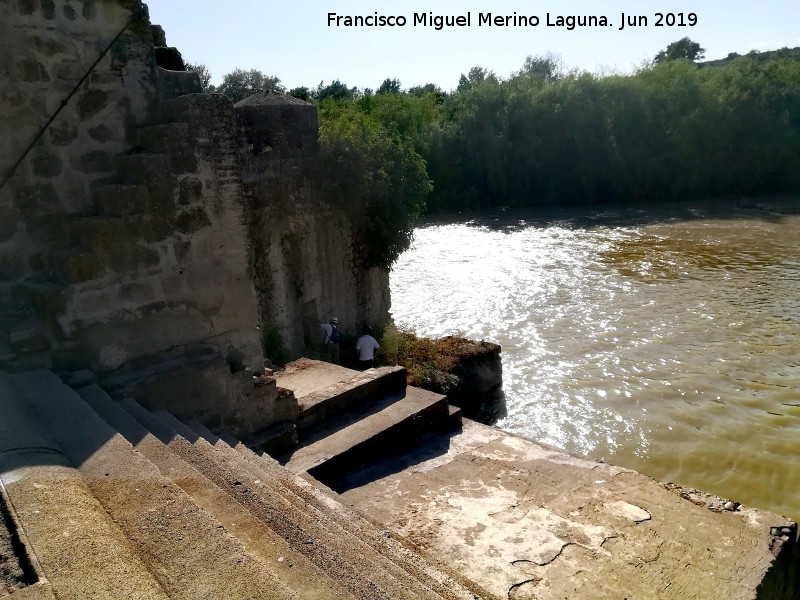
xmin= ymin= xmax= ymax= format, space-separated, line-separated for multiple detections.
xmin=724 ymin=501 xmax=736 ymax=511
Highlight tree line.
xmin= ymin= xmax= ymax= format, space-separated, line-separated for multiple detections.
xmin=188 ymin=39 xmax=800 ymax=264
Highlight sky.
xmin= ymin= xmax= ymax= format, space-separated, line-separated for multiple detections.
xmin=147 ymin=0 xmax=800 ymax=92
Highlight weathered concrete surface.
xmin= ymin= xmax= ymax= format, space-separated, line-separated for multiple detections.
xmin=335 ymin=419 xmax=798 ymax=600
xmin=275 ymin=358 xmax=357 ymax=399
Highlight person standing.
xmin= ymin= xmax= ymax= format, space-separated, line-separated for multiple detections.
xmin=355 ymin=325 xmax=380 ymax=370
xmin=321 ymin=317 xmax=340 ymax=364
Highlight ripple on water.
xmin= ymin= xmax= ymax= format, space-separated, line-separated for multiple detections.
xmin=390 ymin=206 xmax=800 ymax=521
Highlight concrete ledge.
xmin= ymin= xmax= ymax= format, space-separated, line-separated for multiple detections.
xmin=296 ymin=366 xmax=407 ymax=434
xmin=282 ymin=387 xmax=450 ymax=477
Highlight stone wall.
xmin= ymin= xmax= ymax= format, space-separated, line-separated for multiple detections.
xmin=0 ymin=0 xmax=272 ymax=434
xmin=235 ymin=90 xmax=390 ymax=362
xmin=1 ymin=0 xmax=393 ymax=436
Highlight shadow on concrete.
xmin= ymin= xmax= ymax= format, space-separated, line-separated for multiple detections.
xmin=320 ymin=427 xmax=461 ymax=495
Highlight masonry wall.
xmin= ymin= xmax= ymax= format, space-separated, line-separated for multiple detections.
xmin=235 ymin=91 xmax=390 ymax=362
xmin=0 ymin=1 xmax=261 ymax=381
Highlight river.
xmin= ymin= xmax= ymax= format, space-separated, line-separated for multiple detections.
xmin=390 ymin=201 xmax=800 ymax=521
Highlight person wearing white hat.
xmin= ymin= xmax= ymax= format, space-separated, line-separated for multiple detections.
xmin=320 ymin=316 xmax=340 ymax=364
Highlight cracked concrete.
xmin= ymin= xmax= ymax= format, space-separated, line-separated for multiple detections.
xmin=334 ymin=419 xmax=798 ymax=599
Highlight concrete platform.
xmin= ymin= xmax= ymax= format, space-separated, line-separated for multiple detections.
xmin=275 ymin=358 xmax=356 ymax=399
xmin=333 ymin=419 xmax=798 ymax=600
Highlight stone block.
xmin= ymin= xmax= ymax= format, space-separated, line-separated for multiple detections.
xmin=87 ymin=124 xmax=115 ymax=142
xmin=17 ymin=0 xmax=38 ymax=16
xmin=17 ymin=59 xmax=50 ymax=82
xmin=178 ymin=176 xmax=203 ymax=205
xmin=76 ymin=88 xmax=109 ymax=119
xmin=49 ymin=121 xmax=78 ymax=145
xmin=33 ymin=35 xmax=64 ymax=56
xmin=73 ymin=150 xmax=113 ymax=173
xmin=115 ymin=153 xmax=168 ymax=184
xmin=175 ymin=207 xmax=210 ymax=234
xmin=13 ymin=182 xmax=62 ymax=217
xmin=127 ymin=214 xmax=173 ymax=244
xmin=154 ymin=47 xmax=185 ymax=71
xmin=92 ymin=183 xmax=149 ymax=217
xmin=151 ymin=24 xmax=167 ymax=46
xmin=40 ymin=0 xmax=54 ymax=18
xmin=156 ymin=68 xmax=202 ymax=100
xmin=119 ymin=281 xmax=155 ymax=303
xmin=32 ymin=151 xmax=63 ymax=177
xmin=82 ymin=0 xmax=96 ymax=20
xmin=55 ymin=61 xmax=84 ymax=80
xmin=62 ymin=252 xmax=105 ymax=283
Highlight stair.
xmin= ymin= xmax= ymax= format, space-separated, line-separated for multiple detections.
xmin=271 ymin=359 xmax=460 ymax=478
xmin=0 ymin=367 xmax=485 ymax=600
xmin=282 ymin=385 xmax=453 ymax=477
xmin=78 ymin=384 xmax=350 ymax=600
xmin=0 ymin=373 xmax=170 ymax=600
xmin=199 ymin=422 xmax=491 ymax=600
xmin=5 ymin=370 xmax=298 ymax=600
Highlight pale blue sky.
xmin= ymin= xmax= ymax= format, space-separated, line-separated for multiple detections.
xmin=147 ymin=0 xmax=800 ymax=91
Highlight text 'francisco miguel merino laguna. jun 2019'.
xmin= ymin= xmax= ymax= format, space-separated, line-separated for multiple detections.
xmin=327 ymin=12 xmax=699 ymax=31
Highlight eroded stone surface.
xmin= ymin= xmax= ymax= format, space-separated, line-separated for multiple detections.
xmin=337 ymin=420 xmax=797 ymax=599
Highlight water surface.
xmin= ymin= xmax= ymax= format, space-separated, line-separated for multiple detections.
xmin=390 ymin=202 xmax=800 ymax=520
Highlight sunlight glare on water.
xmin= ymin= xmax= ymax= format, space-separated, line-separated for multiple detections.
xmin=390 ymin=205 xmax=800 ymax=520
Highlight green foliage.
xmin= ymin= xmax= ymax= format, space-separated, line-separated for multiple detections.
xmin=217 ymin=68 xmax=284 ymax=104
xmin=316 ymin=110 xmax=431 ymax=270
xmin=289 ymin=86 xmax=311 ymax=101
xmin=654 ymin=37 xmax=706 ymax=64
xmin=185 ymin=62 xmax=215 ymax=93
xmin=377 ymin=77 xmax=402 ymax=94
xmin=314 ymin=79 xmax=359 ymax=101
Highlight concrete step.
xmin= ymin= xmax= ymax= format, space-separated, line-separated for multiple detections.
xmin=10 ymin=369 xmax=298 ymax=600
xmin=293 ymin=365 xmax=408 ymax=435
xmin=78 ymin=384 xmax=352 ymax=600
xmin=0 ymin=373 xmax=170 ymax=600
xmin=139 ymin=405 xmax=442 ymax=600
xmin=202 ymin=424 xmax=493 ymax=600
xmin=280 ymin=386 xmax=453 ymax=478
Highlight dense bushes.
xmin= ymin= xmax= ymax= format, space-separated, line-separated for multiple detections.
xmin=312 ymin=54 xmax=800 ymax=216
xmin=315 ymin=111 xmax=431 ymax=270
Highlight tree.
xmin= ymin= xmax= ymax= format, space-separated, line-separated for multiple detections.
xmin=289 ymin=86 xmax=311 ymax=101
xmin=516 ymin=53 xmax=563 ymax=82
xmin=314 ymin=79 xmax=359 ymax=101
xmin=654 ymin=37 xmax=706 ymax=64
xmin=457 ymin=66 xmax=498 ymax=91
xmin=217 ymin=68 xmax=284 ymax=103
xmin=185 ymin=62 xmax=214 ymax=93
xmin=377 ymin=77 xmax=402 ymax=94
